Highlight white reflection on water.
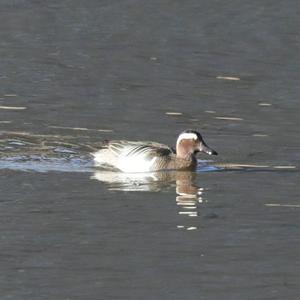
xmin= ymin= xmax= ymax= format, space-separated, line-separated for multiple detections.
xmin=92 ymin=169 xmax=208 ymax=231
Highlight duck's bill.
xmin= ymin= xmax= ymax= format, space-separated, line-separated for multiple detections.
xmin=199 ymin=143 xmax=218 ymax=155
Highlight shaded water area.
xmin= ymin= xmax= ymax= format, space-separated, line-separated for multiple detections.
xmin=1 ymin=1 xmax=300 ymax=299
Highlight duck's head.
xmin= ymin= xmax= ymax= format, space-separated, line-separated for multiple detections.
xmin=176 ymin=129 xmax=218 ymax=159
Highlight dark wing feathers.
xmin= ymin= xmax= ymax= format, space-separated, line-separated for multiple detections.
xmin=105 ymin=140 xmax=173 ymax=159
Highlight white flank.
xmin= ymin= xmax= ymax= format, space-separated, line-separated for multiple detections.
xmin=93 ymin=149 xmax=157 ymax=173
xmin=118 ymin=154 xmax=156 ymax=172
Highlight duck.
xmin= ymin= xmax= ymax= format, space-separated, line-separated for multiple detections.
xmin=92 ymin=129 xmax=217 ymax=173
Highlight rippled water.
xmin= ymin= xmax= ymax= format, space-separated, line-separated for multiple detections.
xmin=1 ymin=1 xmax=300 ymax=299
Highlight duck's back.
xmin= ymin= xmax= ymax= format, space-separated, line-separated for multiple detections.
xmin=93 ymin=140 xmax=174 ymax=172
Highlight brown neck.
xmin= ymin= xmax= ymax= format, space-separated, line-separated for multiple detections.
xmin=176 ymin=141 xmax=195 ymax=160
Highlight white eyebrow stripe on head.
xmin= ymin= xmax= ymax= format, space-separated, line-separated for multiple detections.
xmin=177 ymin=132 xmax=199 ymax=143
xmin=176 ymin=132 xmax=198 ymax=148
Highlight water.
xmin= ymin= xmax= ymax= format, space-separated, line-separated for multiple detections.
xmin=1 ymin=1 xmax=300 ymax=299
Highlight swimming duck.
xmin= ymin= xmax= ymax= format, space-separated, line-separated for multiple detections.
xmin=92 ymin=129 xmax=217 ymax=173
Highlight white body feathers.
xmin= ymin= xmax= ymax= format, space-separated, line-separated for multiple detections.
xmin=93 ymin=144 xmax=158 ymax=173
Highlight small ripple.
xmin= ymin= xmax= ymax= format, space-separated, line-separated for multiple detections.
xmin=197 ymin=160 xmax=222 ymax=172
xmin=0 ymin=155 xmax=94 ymax=173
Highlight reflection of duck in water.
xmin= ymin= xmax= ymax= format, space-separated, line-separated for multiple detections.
xmin=92 ymin=170 xmax=206 ymax=230
xmin=91 ymin=169 xmax=201 ymax=195
xmin=92 ymin=129 xmax=217 ymax=173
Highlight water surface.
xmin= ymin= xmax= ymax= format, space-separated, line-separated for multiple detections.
xmin=1 ymin=1 xmax=300 ymax=299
